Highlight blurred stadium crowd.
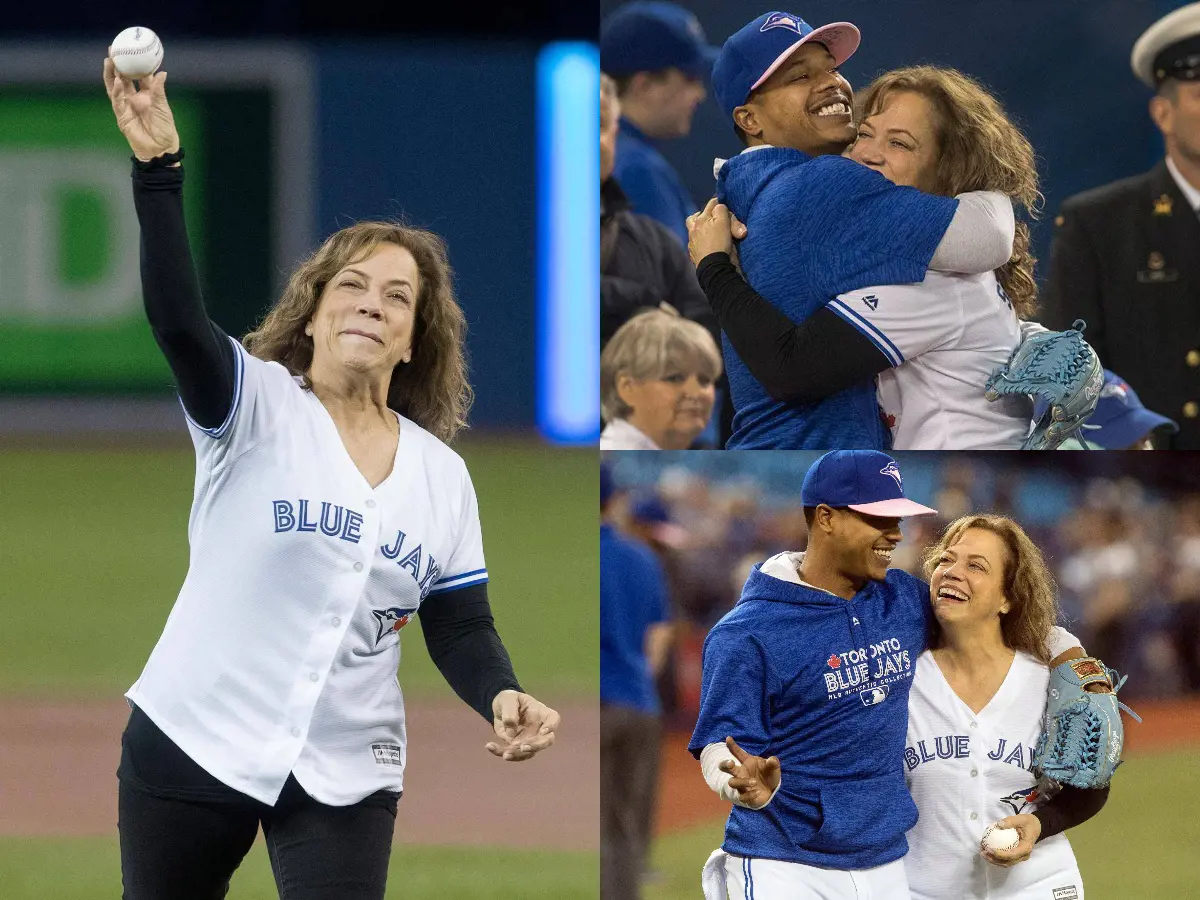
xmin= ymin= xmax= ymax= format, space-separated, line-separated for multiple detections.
xmin=599 ymin=0 xmax=1200 ymax=450
xmin=606 ymin=452 xmax=1200 ymax=729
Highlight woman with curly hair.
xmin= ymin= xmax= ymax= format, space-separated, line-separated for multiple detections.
xmin=689 ymin=66 xmax=1055 ymax=449
xmin=103 ymin=59 xmax=558 ymax=900
xmin=903 ymin=514 xmax=1111 ymax=898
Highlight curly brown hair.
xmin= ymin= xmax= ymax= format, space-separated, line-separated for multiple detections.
xmin=857 ymin=66 xmax=1044 ymax=319
xmin=243 ymin=222 xmax=472 ymax=443
xmin=922 ymin=515 xmax=1058 ymax=663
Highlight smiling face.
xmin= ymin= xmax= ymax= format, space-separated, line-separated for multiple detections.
xmin=305 ymin=242 xmax=419 ymax=381
xmin=734 ymin=42 xmax=856 ymax=155
xmin=618 ymin=367 xmax=716 ymax=450
xmin=846 ymin=89 xmax=941 ymax=192
xmin=825 ymin=507 xmax=903 ymax=585
xmin=929 ymin=527 xmax=1012 ymax=627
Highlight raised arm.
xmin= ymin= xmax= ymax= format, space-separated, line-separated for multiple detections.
xmin=104 ymin=58 xmax=236 ymax=431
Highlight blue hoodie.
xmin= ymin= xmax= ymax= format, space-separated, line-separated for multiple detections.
xmin=688 ymin=559 xmax=933 ymax=869
xmin=716 ymin=148 xmax=959 ymax=449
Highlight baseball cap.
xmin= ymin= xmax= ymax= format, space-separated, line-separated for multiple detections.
xmin=629 ymin=493 xmax=688 ymax=547
xmin=801 ymin=450 xmax=937 ymax=518
xmin=1080 ymin=371 xmax=1179 ymax=449
xmin=600 ymin=1 xmax=721 ymax=80
xmin=712 ymin=11 xmax=861 ymax=121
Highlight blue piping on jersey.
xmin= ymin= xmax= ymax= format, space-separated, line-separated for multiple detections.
xmin=828 ymin=299 xmax=905 ymax=368
xmin=181 ymin=334 xmax=246 ymax=439
xmin=427 ymin=573 xmax=489 ymax=594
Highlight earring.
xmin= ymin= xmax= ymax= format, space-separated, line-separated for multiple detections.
xmin=402 ymin=352 xmax=411 ymax=363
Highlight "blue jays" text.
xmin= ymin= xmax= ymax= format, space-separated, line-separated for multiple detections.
xmin=904 ymin=735 xmax=1036 ymax=772
xmin=273 ymin=499 xmax=364 ymax=543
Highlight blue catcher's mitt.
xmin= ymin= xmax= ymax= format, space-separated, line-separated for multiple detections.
xmin=1032 ymin=657 xmax=1141 ymax=789
xmin=985 ymin=320 xmax=1104 ymax=450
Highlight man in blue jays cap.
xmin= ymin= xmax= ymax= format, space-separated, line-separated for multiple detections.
xmin=1059 ymin=370 xmax=1180 ymax=449
xmin=601 ymin=1 xmax=719 ymax=244
xmin=699 ymin=13 xmax=1013 ymax=451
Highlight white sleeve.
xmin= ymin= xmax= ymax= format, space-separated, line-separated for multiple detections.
xmin=929 ymin=191 xmax=1015 ymax=274
xmin=1047 ymin=626 xmax=1084 ymax=660
xmin=1019 ymin=320 xmax=1050 ymax=341
xmin=827 ymin=278 xmax=964 ymax=368
xmin=427 ymin=461 xmax=489 ymax=595
xmin=184 ymin=337 xmax=289 ymax=462
xmin=700 ymin=741 xmax=781 ymax=810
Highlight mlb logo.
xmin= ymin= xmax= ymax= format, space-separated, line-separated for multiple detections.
xmin=859 ymin=685 xmax=889 ymax=706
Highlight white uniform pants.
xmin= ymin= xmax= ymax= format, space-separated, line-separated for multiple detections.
xmin=703 ymin=849 xmax=911 ymax=900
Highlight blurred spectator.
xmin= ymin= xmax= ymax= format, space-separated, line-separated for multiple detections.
xmin=1057 ymin=507 xmax=1143 ymax=678
xmin=1043 ymin=2 xmax=1200 ymax=449
xmin=600 ymin=467 xmax=674 ymax=900
xmin=1171 ymin=495 xmax=1200 ymax=690
xmin=600 ymin=308 xmax=721 ymax=450
xmin=1058 ymin=370 xmax=1180 ymax=449
xmin=600 ymin=73 xmax=717 ymax=349
xmin=600 ymin=1 xmax=716 ymax=243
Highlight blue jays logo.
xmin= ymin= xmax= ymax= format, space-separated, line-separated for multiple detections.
xmin=1000 ymin=786 xmax=1039 ymax=815
xmin=880 ymin=461 xmax=902 ymax=488
xmin=760 ymin=12 xmax=805 ymax=34
xmin=372 ymin=607 xmax=417 ymax=645
xmin=862 ymin=294 xmax=879 ymax=311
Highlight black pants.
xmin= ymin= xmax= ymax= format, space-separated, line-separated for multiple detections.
xmin=118 ymin=706 xmax=400 ymax=900
xmin=600 ymin=703 xmax=662 ymax=900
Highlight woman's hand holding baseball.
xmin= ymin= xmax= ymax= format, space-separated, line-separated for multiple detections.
xmin=720 ymin=736 xmax=781 ymax=808
xmin=982 ymin=813 xmax=1041 ymax=867
xmin=686 ymin=198 xmax=748 ymax=270
xmin=103 ymin=57 xmax=179 ymax=162
xmin=486 ymin=690 xmax=560 ymax=762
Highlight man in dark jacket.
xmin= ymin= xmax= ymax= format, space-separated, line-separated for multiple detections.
xmin=1043 ymin=2 xmax=1200 ymax=449
xmin=601 ymin=72 xmax=717 ymax=349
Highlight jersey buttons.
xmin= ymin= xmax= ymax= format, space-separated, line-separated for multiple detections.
xmin=331 ymin=617 xmax=341 ymax=627
xmin=970 ymin=768 xmax=978 ymax=777
xmin=310 ymin=672 xmax=319 ymax=682
xmin=353 ymin=561 xmax=364 ymax=572
xmin=366 ymin=499 xmax=377 ymax=508
xmin=969 ymin=721 xmax=977 ymax=728
xmin=291 ymin=726 xmax=301 ymax=737
xmin=970 ymin=812 xmax=978 ymax=820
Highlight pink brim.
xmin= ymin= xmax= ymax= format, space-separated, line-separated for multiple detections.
xmin=849 ymin=498 xmax=938 ymax=518
xmin=749 ymin=21 xmax=862 ymax=92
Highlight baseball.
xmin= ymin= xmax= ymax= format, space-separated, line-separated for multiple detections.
xmin=981 ymin=824 xmax=1020 ymax=853
xmin=109 ymin=26 xmax=163 ymax=80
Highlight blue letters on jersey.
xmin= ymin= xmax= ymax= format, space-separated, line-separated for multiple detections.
xmin=273 ymin=499 xmax=363 ymax=542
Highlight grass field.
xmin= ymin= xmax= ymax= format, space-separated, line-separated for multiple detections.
xmin=645 ymin=748 xmax=1200 ymax=900
xmin=0 ymin=441 xmax=597 ymax=696
xmin=0 ymin=836 xmax=598 ymax=900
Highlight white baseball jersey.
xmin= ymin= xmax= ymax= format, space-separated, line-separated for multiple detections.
xmin=829 ymin=271 xmax=1032 ymax=450
xmin=903 ymin=650 xmax=1084 ymax=900
xmin=126 ymin=338 xmax=488 ymax=806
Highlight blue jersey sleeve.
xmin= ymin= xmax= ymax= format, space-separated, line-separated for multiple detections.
xmin=687 ymin=623 xmax=779 ymax=758
xmin=613 ymin=156 xmax=692 ymax=245
xmin=755 ymin=156 xmax=959 ymax=299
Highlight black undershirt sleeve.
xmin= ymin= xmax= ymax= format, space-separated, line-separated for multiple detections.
xmin=695 ymin=252 xmax=892 ymax=404
xmin=418 ymin=582 xmax=523 ymax=722
xmin=1034 ymin=784 xmax=1110 ymax=841
xmin=131 ymin=159 xmax=236 ymax=430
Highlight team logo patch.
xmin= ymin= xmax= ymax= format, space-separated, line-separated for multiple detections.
xmin=859 ymin=684 xmax=889 ymax=706
xmin=827 ymin=654 xmax=841 ymax=668
xmin=879 ymin=461 xmax=902 ymax=488
xmin=372 ymin=606 xmax=418 ymax=645
xmin=760 ymin=12 xmax=804 ymax=33
xmin=1069 ymin=658 xmax=1105 ymax=680
xmin=1052 ymin=887 xmax=1079 ymax=900
xmin=1000 ymin=786 xmax=1039 ymax=815
xmin=862 ymin=294 xmax=879 ymax=311
xmin=371 ymin=743 xmax=403 ymax=766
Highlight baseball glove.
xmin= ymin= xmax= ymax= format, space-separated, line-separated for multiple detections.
xmin=984 ymin=320 xmax=1104 ymax=450
xmin=1032 ymin=657 xmax=1141 ymax=789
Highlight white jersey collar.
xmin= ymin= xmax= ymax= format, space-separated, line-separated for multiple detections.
xmin=713 ymin=143 xmax=776 ymax=179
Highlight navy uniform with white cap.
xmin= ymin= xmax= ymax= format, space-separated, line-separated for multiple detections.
xmin=1043 ymin=2 xmax=1200 ymax=449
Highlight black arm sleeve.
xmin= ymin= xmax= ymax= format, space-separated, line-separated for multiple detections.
xmin=695 ymin=252 xmax=891 ymax=404
xmin=418 ymin=582 xmax=523 ymax=722
xmin=1034 ymin=784 xmax=1110 ymax=841
xmin=131 ymin=159 xmax=237 ymax=430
